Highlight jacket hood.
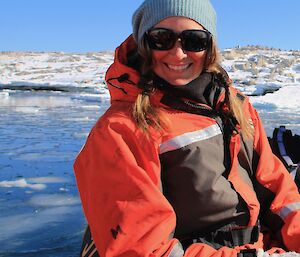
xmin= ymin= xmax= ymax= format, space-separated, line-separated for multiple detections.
xmin=105 ymin=35 xmax=142 ymax=103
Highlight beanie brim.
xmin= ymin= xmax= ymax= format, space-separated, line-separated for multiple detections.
xmin=132 ymin=0 xmax=217 ymax=43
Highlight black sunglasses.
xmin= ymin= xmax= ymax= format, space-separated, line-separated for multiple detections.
xmin=146 ymin=28 xmax=212 ymax=52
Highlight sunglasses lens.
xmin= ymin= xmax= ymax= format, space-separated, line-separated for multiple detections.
xmin=146 ymin=29 xmax=176 ymax=50
xmin=181 ymin=30 xmax=211 ymax=52
xmin=147 ymin=28 xmax=211 ymax=52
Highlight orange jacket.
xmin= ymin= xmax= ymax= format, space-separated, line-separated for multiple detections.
xmin=74 ymin=36 xmax=300 ymax=257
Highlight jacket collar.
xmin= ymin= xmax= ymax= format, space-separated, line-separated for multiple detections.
xmin=153 ymin=72 xmax=226 ymax=109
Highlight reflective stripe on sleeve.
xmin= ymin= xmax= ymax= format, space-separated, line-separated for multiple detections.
xmin=277 ymin=202 xmax=300 ymax=220
xmin=160 ymin=124 xmax=222 ymax=154
xmin=167 ymin=242 xmax=184 ymax=257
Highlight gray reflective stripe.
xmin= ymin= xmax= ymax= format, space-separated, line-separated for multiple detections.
xmin=160 ymin=124 xmax=222 ymax=154
xmin=277 ymin=202 xmax=300 ymax=220
xmin=167 ymin=242 xmax=184 ymax=257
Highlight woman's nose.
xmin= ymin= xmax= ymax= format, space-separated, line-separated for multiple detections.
xmin=169 ymin=40 xmax=187 ymax=58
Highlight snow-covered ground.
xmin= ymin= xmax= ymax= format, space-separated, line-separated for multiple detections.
xmin=0 ymin=46 xmax=299 ymax=256
xmin=222 ymin=46 xmax=300 ymax=134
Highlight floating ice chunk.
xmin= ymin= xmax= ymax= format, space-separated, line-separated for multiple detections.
xmin=237 ymin=83 xmax=281 ymax=96
xmin=0 ymin=91 xmax=9 ymax=98
xmin=0 ymin=95 xmax=74 ymax=108
xmin=27 ymin=176 xmax=69 ymax=184
xmin=0 ymin=178 xmax=46 ymax=190
xmin=251 ymin=84 xmax=300 ymax=110
xmin=0 ymin=205 xmax=81 ymax=242
xmin=14 ymin=107 xmax=40 ymax=114
xmin=72 ymin=131 xmax=89 ymax=139
xmin=59 ymin=187 xmax=69 ymax=192
xmin=28 ymin=194 xmax=80 ymax=207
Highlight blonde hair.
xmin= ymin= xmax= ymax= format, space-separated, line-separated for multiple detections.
xmin=132 ymin=37 xmax=253 ymax=138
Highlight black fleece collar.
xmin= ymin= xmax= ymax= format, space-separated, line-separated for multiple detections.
xmin=153 ymin=72 xmax=225 ymax=109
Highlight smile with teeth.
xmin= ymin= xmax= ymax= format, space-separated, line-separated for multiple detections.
xmin=166 ymin=63 xmax=191 ymax=71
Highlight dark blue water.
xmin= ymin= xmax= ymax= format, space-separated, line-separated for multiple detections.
xmin=0 ymin=90 xmax=109 ymax=257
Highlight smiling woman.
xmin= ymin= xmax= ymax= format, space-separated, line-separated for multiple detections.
xmin=73 ymin=0 xmax=300 ymax=257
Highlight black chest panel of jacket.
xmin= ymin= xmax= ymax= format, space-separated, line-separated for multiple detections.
xmin=159 ymin=131 xmax=250 ymax=241
xmin=156 ymin=72 xmax=252 ymax=245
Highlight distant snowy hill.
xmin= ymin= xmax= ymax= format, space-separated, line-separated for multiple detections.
xmin=0 ymin=51 xmax=113 ymax=102
xmin=0 ymin=46 xmax=299 ymax=96
xmin=222 ymin=46 xmax=299 ymax=96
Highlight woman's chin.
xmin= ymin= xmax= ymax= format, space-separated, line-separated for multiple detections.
xmin=164 ymin=77 xmax=195 ymax=86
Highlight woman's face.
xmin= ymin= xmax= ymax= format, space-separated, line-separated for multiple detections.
xmin=151 ymin=17 xmax=207 ymax=86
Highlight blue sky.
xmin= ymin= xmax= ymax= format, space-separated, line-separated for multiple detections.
xmin=1 ymin=0 xmax=299 ymax=53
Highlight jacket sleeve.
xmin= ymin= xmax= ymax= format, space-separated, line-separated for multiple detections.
xmin=74 ymin=113 xmax=240 ymax=257
xmin=249 ymin=103 xmax=300 ymax=252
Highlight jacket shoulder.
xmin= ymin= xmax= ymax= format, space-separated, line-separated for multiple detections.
xmin=93 ymin=102 xmax=136 ymax=132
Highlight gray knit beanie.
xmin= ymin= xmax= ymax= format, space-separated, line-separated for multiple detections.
xmin=132 ymin=0 xmax=217 ymax=44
